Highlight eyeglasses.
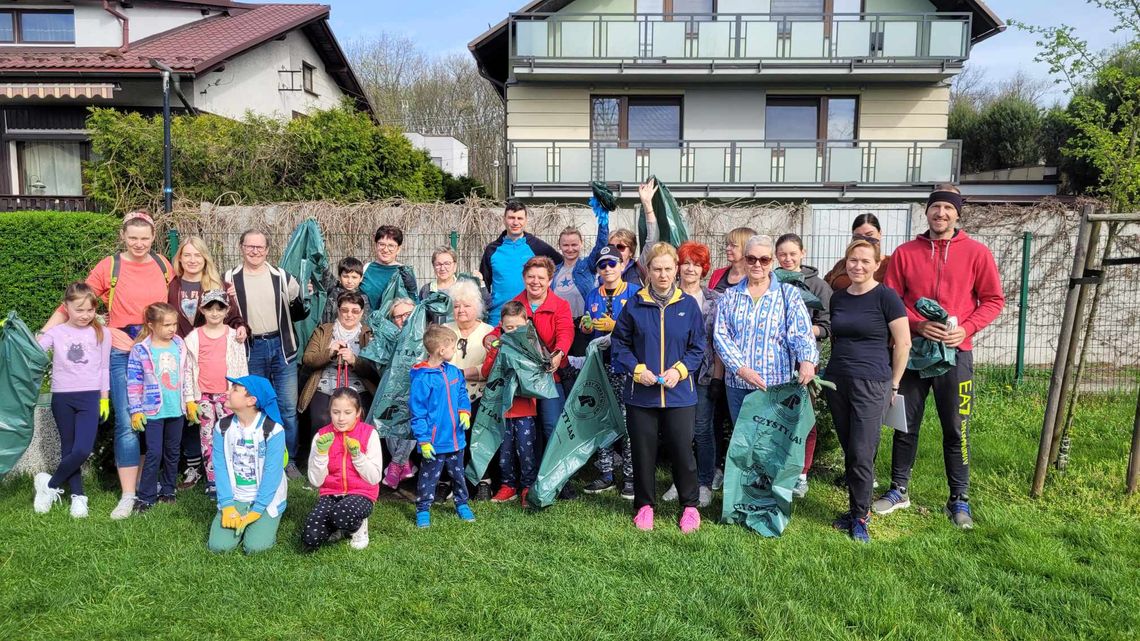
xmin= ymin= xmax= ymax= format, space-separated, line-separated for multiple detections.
xmin=457 ymin=338 xmax=468 ymax=358
xmin=852 ymin=234 xmax=881 ymax=245
xmin=744 ymin=255 xmax=773 ymax=266
xmin=242 ymin=244 xmax=267 ymax=254
xmin=392 ymin=311 xmax=412 ymax=323
xmin=597 ymin=260 xmax=620 ymax=270
xmin=339 ymin=307 xmax=363 ymax=315
xmin=612 ymin=244 xmax=630 ymax=252
xmin=375 ymin=242 xmax=399 ymax=251
xmin=433 ymin=261 xmax=455 ymax=268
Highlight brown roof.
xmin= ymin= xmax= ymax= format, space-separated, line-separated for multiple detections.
xmin=0 ymin=4 xmax=330 ymax=74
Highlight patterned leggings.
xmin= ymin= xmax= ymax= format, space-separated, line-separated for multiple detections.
xmin=596 ymin=372 xmax=633 ymax=479
xmin=197 ymin=393 xmax=230 ymax=485
xmin=416 ymin=452 xmax=470 ymax=512
xmin=301 ymin=494 xmax=374 ymax=550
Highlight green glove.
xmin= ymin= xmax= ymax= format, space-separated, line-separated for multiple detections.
xmin=99 ymin=398 xmax=110 ymax=422
xmin=314 ymin=432 xmax=335 ymax=455
xmin=420 ymin=442 xmax=436 ymax=460
xmin=345 ymin=436 xmax=361 ymax=456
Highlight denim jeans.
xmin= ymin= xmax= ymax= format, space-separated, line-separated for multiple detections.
xmin=110 ymin=348 xmax=141 ymax=467
xmin=537 ymin=384 xmax=566 ymax=443
xmin=693 ymin=383 xmax=717 ymax=487
xmin=246 ymin=335 xmax=299 ymax=458
xmin=726 ymin=385 xmax=752 ymax=426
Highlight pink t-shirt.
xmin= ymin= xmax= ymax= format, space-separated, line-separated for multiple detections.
xmin=57 ymin=254 xmax=172 ymax=351
xmin=37 ymin=323 xmax=111 ymax=394
xmin=197 ymin=331 xmax=229 ymax=394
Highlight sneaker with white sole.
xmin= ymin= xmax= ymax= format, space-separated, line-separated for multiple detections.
xmin=349 ymin=519 xmax=370 ymax=549
xmin=945 ymin=498 xmax=974 ymax=529
xmin=871 ymin=486 xmax=911 ymax=515
xmin=110 ymin=495 xmax=136 ymax=520
xmin=792 ymin=476 xmax=809 ymax=499
xmin=711 ymin=468 xmax=724 ymax=491
xmin=620 ymin=478 xmax=635 ymax=500
xmin=662 ymin=484 xmax=678 ymax=502
xmin=698 ymin=485 xmax=713 ymax=508
xmin=70 ymin=495 xmax=89 ymax=518
xmin=33 ymin=473 xmax=62 ymax=513
xmin=178 ymin=467 xmax=202 ymax=490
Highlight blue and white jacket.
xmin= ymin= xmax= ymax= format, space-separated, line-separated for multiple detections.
xmin=409 ymin=361 xmax=472 ymax=454
xmin=713 ymin=277 xmax=818 ymax=390
xmin=213 ymin=412 xmax=288 ymax=518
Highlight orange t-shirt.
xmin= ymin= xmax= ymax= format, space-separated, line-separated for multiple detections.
xmin=58 ymin=254 xmax=172 ymax=351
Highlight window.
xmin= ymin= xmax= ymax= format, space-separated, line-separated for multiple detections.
xmin=765 ymin=96 xmax=858 ymax=144
xmin=637 ymin=0 xmax=714 ymax=17
xmin=302 ymin=62 xmax=316 ymax=94
xmin=18 ymin=142 xmax=84 ymax=196
xmin=770 ymin=0 xmax=862 ymax=35
xmin=591 ymin=96 xmax=682 ymax=146
xmin=0 ymin=10 xmax=75 ymax=44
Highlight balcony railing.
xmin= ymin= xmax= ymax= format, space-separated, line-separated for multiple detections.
xmin=510 ymin=12 xmax=971 ymax=64
xmin=0 ymin=194 xmax=95 ymax=212
xmin=509 ymin=139 xmax=960 ymax=188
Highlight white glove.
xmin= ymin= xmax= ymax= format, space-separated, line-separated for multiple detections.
xmin=568 ymin=356 xmax=586 ymax=370
xmin=589 ymin=334 xmax=612 ymax=351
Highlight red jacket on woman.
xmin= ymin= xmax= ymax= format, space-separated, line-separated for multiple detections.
xmin=512 ymin=289 xmax=574 ymax=382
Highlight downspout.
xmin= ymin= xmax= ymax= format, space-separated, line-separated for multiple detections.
xmin=102 ymin=0 xmax=130 ymax=52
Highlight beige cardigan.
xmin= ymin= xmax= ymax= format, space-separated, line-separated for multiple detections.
xmin=184 ymin=326 xmax=249 ymax=398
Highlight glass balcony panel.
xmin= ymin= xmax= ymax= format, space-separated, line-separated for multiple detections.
xmin=651 ymin=21 xmax=687 ymax=58
xmin=928 ymin=20 xmax=966 ymax=57
xmin=560 ymin=22 xmax=596 ymax=57
xmin=697 ymin=21 xmax=732 ymax=58
xmin=739 ymin=147 xmax=773 ymax=183
xmin=692 ymin=147 xmax=728 ymax=183
xmin=873 ymin=147 xmax=910 ymax=182
xmin=919 ymin=147 xmax=954 ymax=183
xmin=515 ymin=21 xmax=548 ymax=57
xmin=783 ymin=148 xmax=819 ymax=182
xmin=649 ymin=148 xmax=683 ymax=184
xmin=835 ymin=21 xmax=871 ymax=58
xmin=605 ymin=21 xmax=640 ymax=58
xmin=881 ymin=21 xmax=919 ymax=58
xmin=604 ymin=148 xmax=639 ymax=182
xmin=789 ymin=21 xmax=825 ymax=58
xmin=827 ymin=147 xmax=863 ymax=182
xmin=514 ymin=147 xmax=549 ymax=183
xmin=742 ymin=21 xmax=779 ymax=58
xmin=558 ymin=147 xmax=592 ymax=184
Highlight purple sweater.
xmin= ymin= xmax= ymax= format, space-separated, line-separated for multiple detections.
xmin=38 ymin=323 xmax=111 ymax=394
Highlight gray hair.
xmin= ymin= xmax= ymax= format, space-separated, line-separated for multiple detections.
xmin=447 ymin=279 xmax=485 ymax=318
xmin=744 ymin=234 xmax=774 ymax=256
xmin=389 ymin=297 xmax=415 ymax=315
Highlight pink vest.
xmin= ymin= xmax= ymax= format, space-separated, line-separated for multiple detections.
xmin=317 ymin=421 xmax=379 ymax=501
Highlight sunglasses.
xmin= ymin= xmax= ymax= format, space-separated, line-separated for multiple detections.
xmin=612 ymin=244 xmax=630 ymax=252
xmin=597 ymin=260 xmax=620 ymax=271
xmin=744 ymin=255 xmax=773 ymax=266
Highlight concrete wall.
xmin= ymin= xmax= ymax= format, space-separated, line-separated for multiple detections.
xmin=74 ymin=3 xmax=209 ymax=48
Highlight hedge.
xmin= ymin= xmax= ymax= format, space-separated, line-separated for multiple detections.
xmin=0 ymin=211 xmax=120 ymax=327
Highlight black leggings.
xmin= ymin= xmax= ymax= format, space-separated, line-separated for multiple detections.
xmin=626 ymin=404 xmax=699 ymax=509
xmin=301 ymin=494 xmax=374 ymax=550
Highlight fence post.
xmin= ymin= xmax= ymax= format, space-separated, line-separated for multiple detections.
xmin=166 ymin=228 xmax=180 ymax=262
xmin=449 ymin=229 xmax=459 ymax=251
xmin=1015 ymin=231 xmax=1032 ymax=386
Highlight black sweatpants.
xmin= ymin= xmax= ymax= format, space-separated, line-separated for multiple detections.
xmin=626 ymin=405 xmax=698 ymax=509
xmin=301 ymin=494 xmax=374 ymax=550
xmin=891 ymin=350 xmax=974 ymax=497
xmin=825 ymin=376 xmax=892 ymax=517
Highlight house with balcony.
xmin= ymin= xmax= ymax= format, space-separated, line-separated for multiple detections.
xmin=470 ymin=0 xmax=1003 ymax=207
xmin=0 ymin=0 xmax=372 ymax=211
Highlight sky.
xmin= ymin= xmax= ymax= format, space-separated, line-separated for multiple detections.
xmin=280 ymin=0 xmax=1127 ymax=103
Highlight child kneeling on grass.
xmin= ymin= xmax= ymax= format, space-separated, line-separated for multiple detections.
xmin=208 ymin=375 xmax=288 ymax=555
xmin=410 ymin=325 xmax=474 ymax=528
xmin=302 ymin=387 xmax=383 ymax=551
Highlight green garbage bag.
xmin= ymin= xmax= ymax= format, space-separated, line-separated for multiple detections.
xmin=637 ymin=175 xmax=688 ymax=249
xmin=359 ymin=309 xmax=401 ymax=368
xmin=721 ymin=380 xmax=834 ymax=537
xmin=908 ymin=297 xmax=957 ymax=379
xmin=279 ymin=218 xmax=328 ymax=357
xmin=464 ymin=325 xmax=558 ymax=485
xmin=528 ymin=343 xmax=626 ymax=508
xmin=368 ymin=292 xmax=453 ymax=438
xmin=591 ymin=181 xmax=618 ymax=213
xmin=372 ymin=264 xmax=414 ymax=320
xmin=773 ymin=268 xmax=823 ymax=311
xmin=0 ymin=312 xmax=49 ymax=476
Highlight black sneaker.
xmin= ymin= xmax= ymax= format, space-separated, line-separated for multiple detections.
xmin=157 ymin=495 xmax=176 ymax=505
xmin=620 ymin=479 xmax=635 ymax=500
xmin=583 ymin=476 xmax=616 ymax=494
xmin=558 ymin=484 xmax=577 ymax=500
xmin=475 ymin=482 xmax=492 ymax=502
xmin=437 ymin=482 xmax=454 ymax=502
xmin=133 ymin=500 xmax=153 ymax=513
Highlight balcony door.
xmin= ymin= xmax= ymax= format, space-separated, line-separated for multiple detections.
xmin=592 ymin=96 xmax=683 ymax=182
xmin=765 ymin=96 xmax=858 ymax=182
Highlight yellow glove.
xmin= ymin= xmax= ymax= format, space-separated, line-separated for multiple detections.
xmin=459 ymin=411 xmax=471 ymax=430
xmin=236 ymin=510 xmax=261 ymax=535
xmin=420 ymin=442 xmax=436 ymax=460
xmin=314 ymin=432 xmax=335 ymax=455
xmin=221 ymin=506 xmax=242 ymax=529
xmin=345 ymin=436 xmax=361 ymax=456
xmin=578 ymin=315 xmax=594 ymax=332
xmin=593 ymin=315 xmax=616 ymax=333
xmin=131 ymin=412 xmax=147 ymax=432
xmin=186 ymin=401 xmax=200 ymax=424
xmin=99 ymin=398 xmax=110 ymax=422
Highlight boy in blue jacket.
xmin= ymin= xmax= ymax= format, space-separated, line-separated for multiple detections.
xmin=410 ymin=325 xmax=474 ymax=528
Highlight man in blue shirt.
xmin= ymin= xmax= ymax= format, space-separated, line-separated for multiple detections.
xmin=479 ymin=201 xmax=560 ymax=324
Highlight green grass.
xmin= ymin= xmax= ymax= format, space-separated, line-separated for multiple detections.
xmin=2 ymin=391 xmax=1138 ymax=641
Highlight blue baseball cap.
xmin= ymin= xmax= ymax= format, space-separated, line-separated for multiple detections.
xmin=595 ymin=245 xmax=623 ymax=270
xmin=226 ymin=375 xmax=283 ymax=426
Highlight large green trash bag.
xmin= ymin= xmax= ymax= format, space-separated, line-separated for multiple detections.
xmin=373 ymin=264 xmax=413 ymax=319
xmin=279 ymin=218 xmax=328 ymax=357
xmin=528 ymin=343 xmax=626 ymax=508
xmin=721 ymin=380 xmax=834 ymax=537
xmin=0 ymin=312 xmax=49 ymax=476
xmin=773 ymin=268 xmax=823 ymax=311
xmin=637 ymin=175 xmax=688 ymax=249
xmin=908 ymin=297 xmax=957 ymax=379
xmin=368 ymin=292 xmax=453 ymax=438
xmin=464 ymin=325 xmax=558 ymax=485
xmin=359 ymin=309 xmax=401 ymax=368
xmin=591 ymin=181 xmax=618 ymax=213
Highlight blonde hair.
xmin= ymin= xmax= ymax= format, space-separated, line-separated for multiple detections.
xmin=845 ymin=238 xmax=882 ymax=263
xmin=725 ymin=227 xmax=758 ymax=253
xmin=173 ymin=236 xmax=223 ymax=291
xmin=643 ymin=242 xmax=679 ymax=266
xmin=934 ymin=183 xmax=961 ymax=194
xmin=135 ymin=302 xmax=178 ymax=344
xmin=423 ymin=324 xmax=458 ymax=355
xmin=62 ymin=282 xmax=103 ymax=344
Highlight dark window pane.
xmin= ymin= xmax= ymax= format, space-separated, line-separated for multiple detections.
xmin=771 ymin=0 xmax=824 ymax=34
xmin=766 ymin=101 xmax=818 ymax=144
xmin=628 ymin=102 xmax=680 ymax=147
xmin=20 ymin=11 xmax=74 ymax=43
xmin=827 ymin=98 xmax=857 ymax=141
xmin=0 ymin=13 xmax=13 ymax=42
xmin=591 ymin=98 xmax=621 ymax=141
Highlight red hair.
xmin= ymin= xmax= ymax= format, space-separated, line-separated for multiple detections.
xmin=677 ymin=241 xmax=711 ymax=277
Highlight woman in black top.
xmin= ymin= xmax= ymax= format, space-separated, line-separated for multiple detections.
xmin=824 ymin=238 xmax=910 ymax=543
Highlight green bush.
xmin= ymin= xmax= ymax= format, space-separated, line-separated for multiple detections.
xmin=0 ymin=211 xmax=120 ymax=326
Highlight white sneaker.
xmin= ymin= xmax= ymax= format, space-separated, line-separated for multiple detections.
xmin=349 ymin=519 xmax=369 ymax=550
xmin=712 ymin=468 xmax=724 ymax=491
xmin=662 ymin=484 xmax=678 ymax=501
xmin=33 ymin=472 xmax=62 ymax=513
xmin=698 ymin=485 xmax=713 ymax=508
xmin=70 ymin=495 xmax=89 ymax=518
xmin=110 ymin=495 xmax=136 ymax=520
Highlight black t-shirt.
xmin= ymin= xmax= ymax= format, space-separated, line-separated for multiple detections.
xmin=828 ymin=284 xmax=907 ymax=381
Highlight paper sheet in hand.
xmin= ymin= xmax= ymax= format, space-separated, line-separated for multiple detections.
xmin=883 ymin=394 xmax=907 ymax=433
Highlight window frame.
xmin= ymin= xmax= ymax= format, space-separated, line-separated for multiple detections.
xmin=301 ymin=62 xmax=316 ymax=95
xmin=0 ymin=9 xmax=77 ymax=45
xmin=765 ymin=95 xmax=859 ymax=143
xmin=15 ymin=140 xmax=89 ymax=196
xmin=590 ymin=95 xmax=684 ymax=146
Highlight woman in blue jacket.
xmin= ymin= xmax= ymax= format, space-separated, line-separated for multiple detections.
xmin=611 ymin=243 xmax=706 ymax=534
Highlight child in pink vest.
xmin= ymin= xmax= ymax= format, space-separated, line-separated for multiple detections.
xmin=302 ymin=387 xmax=383 ymax=551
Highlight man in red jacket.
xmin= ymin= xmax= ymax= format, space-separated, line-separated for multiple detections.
xmin=873 ymin=185 xmax=1005 ymax=529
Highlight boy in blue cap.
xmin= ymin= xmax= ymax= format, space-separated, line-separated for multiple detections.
xmin=207 ymin=375 xmax=289 ymax=554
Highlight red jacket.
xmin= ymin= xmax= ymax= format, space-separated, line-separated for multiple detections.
xmin=481 ymin=327 xmax=537 ymax=418
xmin=884 ymin=230 xmax=1005 ymax=352
xmin=512 ymin=290 xmax=574 ymax=381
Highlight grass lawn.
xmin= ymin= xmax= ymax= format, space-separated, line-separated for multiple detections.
xmin=2 ymin=388 xmax=1138 ymax=641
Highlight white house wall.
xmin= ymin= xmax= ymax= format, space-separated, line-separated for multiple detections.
xmin=73 ymin=3 xmax=210 ymax=48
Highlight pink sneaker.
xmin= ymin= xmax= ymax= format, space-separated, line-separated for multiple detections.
xmin=401 ymin=460 xmax=418 ymax=480
xmin=633 ymin=505 xmax=654 ymax=531
xmin=382 ymin=462 xmax=402 ymax=489
xmin=679 ymin=506 xmax=701 ymax=534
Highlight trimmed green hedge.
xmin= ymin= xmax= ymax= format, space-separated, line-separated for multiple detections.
xmin=0 ymin=211 xmax=120 ymax=327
